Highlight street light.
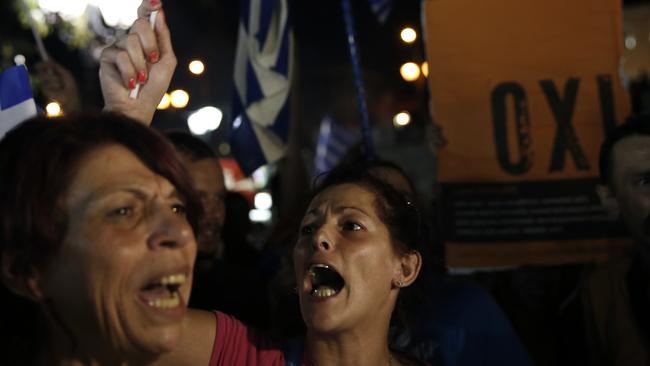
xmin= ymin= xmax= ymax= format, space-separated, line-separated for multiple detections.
xmin=189 ymin=60 xmax=205 ymax=75
xmin=157 ymin=93 xmax=171 ymax=110
xmin=421 ymin=61 xmax=429 ymax=78
xmin=170 ymin=89 xmax=189 ymax=109
xmin=400 ymin=62 xmax=420 ymax=82
xmin=393 ymin=111 xmax=411 ymax=127
xmin=400 ymin=27 xmax=417 ymax=44
xmin=187 ymin=106 xmax=223 ymax=135
xmin=46 ymin=101 xmax=63 ymax=117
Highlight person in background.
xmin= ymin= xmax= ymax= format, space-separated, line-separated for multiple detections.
xmin=34 ymin=60 xmax=82 ymax=114
xmin=165 ymin=131 xmax=269 ymax=329
xmin=165 ymin=132 xmax=226 ymax=262
xmin=583 ymin=115 xmax=650 ymax=366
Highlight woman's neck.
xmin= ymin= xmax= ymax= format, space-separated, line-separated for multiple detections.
xmin=305 ymin=327 xmax=392 ymax=366
xmin=40 ymin=311 xmax=155 ymax=366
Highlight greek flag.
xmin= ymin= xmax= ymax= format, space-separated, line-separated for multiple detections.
xmin=0 ymin=65 xmax=36 ymax=139
xmin=231 ymin=0 xmax=294 ymax=176
xmin=314 ymin=115 xmax=360 ymax=175
xmin=368 ymin=0 xmax=392 ymax=24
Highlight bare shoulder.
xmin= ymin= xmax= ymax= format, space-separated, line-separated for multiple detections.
xmin=151 ymin=309 xmax=217 ymax=365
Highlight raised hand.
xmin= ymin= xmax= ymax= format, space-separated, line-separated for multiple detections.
xmin=100 ymin=0 xmax=176 ymax=125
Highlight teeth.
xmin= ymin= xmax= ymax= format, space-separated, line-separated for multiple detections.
xmin=159 ymin=274 xmax=186 ymax=286
xmin=148 ymin=292 xmax=181 ymax=309
xmin=311 ymin=286 xmax=337 ymax=298
xmin=309 ymin=264 xmax=330 ymax=272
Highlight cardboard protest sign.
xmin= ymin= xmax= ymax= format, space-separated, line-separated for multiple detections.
xmin=424 ymin=0 xmax=633 ymax=267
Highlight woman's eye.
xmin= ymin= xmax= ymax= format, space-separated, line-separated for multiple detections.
xmin=109 ymin=207 xmax=133 ymax=217
xmin=300 ymin=224 xmax=314 ymax=236
xmin=342 ymin=221 xmax=362 ymax=231
xmin=171 ymin=203 xmax=187 ymax=216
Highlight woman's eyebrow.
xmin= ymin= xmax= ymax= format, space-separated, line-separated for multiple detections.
xmin=89 ymin=187 xmax=148 ymax=201
xmin=337 ymin=206 xmax=370 ymax=217
xmin=305 ymin=208 xmax=320 ymax=217
xmin=167 ymin=189 xmax=184 ymax=201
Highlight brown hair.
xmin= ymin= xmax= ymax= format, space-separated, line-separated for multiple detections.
xmin=0 ymin=112 xmax=202 ymax=276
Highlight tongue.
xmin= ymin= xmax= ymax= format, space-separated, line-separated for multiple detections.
xmin=139 ymin=286 xmax=173 ymax=301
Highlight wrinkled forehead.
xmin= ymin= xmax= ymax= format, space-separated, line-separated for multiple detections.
xmin=66 ymin=144 xmax=175 ymax=204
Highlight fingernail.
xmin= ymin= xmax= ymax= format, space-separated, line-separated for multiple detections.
xmin=137 ymin=70 xmax=147 ymax=83
xmin=149 ymin=51 xmax=159 ymax=63
xmin=128 ymin=78 xmax=136 ymax=89
xmin=150 ymin=0 xmax=159 ymax=6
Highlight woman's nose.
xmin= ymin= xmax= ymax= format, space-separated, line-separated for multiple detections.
xmin=147 ymin=204 xmax=193 ymax=250
xmin=312 ymin=226 xmax=333 ymax=252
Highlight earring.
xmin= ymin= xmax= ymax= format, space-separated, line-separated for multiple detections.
xmin=396 ymin=279 xmax=404 ymax=288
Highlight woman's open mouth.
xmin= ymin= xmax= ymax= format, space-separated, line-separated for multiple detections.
xmin=139 ymin=273 xmax=187 ymax=310
xmin=309 ymin=264 xmax=345 ymax=299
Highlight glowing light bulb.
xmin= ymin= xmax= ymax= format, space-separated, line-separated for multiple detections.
xmin=400 ymin=62 xmax=420 ymax=82
xmin=187 ymin=106 xmax=223 ymax=135
xmin=188 ymin=60 xmax=205 ymax=75
xmin=254 ymin=192 xmax=273 ymax=210
xmin=400 ymin=27 xmax=417 ymax=44
xmin=39 ymin=0 xmax=88 ymax=20
xmin=393 ymin=111 xmax=411 ymax=127
xmin=170 ymin=89 xmax=189 ymax=109
xmin=46 ymin=101 xmax=63 ymax=117
xmin=625 ymin=35 xmax=637 ymax=50
xmin=91 ymin=0 xmax=140 ymax=28
xmin=157 ymin=93 xmax=171 ymax=110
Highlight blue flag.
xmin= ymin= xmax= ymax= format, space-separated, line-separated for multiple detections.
xmin=368 ymin=0 xmax=392 ymax=24
xmin=314 ymin=115 xmax=360 ymax=175
xmin=230 ymin=0 xmax=294 ymax=176
xmin=0 ymin=65 xmax=37 ymax=139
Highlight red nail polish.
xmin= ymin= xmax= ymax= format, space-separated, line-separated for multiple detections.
xmin=128 ymin=78 xmax=136 ymax=89
xmin=137 ymin=70 xmax=147 ymax=83
xmin=149 ymin=51 xmax=159 ymax=63
xmin=150 ymin=0 xmax=159 ymax=6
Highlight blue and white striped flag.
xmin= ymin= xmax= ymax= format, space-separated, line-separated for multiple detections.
xmin=314 ymin=115 xmax=360 ymax=175
xmin=230 ymin=0 xmax=294 ymax=176
xmin=368 ymin=0 xmax=392 ymax=24
xmin=0 ymin=65 xmax=36 ymax=139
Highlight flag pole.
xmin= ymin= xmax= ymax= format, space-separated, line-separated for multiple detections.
xmin=19 ymin=1 xmax=49 ymax=61
xmin=341 ymin=0 xmax=375 ymax=161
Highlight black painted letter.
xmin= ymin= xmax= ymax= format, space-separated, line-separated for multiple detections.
xmin=541 ymin=78 xmax=590 ymax=172
xmin=491 ymin=82 xmax=532 ymax=175
xmin=597 ymin=74 xmax=617 ymax=135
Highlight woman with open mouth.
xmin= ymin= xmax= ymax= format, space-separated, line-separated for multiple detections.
xmin=0 ymin=113 xmax=203 ymax=364
xmin=289 ymin=163 xmax=428 ymax=366
xmin=148 ymin=158 xmax=429 ymax=366
xmin=0 ymin=112 xmax=428 ymax=366
xmin=86 ymin=1 xmax=431 ymax=363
